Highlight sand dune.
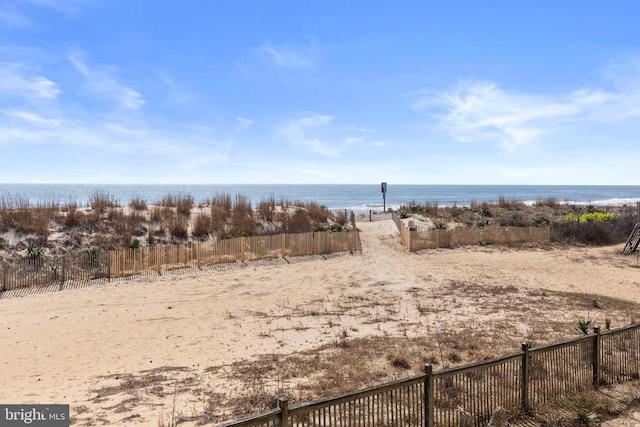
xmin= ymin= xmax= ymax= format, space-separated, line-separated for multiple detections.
xmin=1 ymin=217 xmax=639 ymax=425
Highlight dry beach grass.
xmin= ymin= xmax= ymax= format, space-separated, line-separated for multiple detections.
xmin=1 ymin=213 xmax=640 ymax=425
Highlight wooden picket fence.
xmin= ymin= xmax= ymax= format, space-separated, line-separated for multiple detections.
xmin=218 ymin=323 xmax=640 ymax=427
xmin=0 ymin=230 xmax=359 ymax=292
xmin=391 ymin=212 xmax=550 ymax=252
xmin=0 ymin=251 xmax=109 ymax=292
xmin=108 ymin=231 xmax=359 ymax=278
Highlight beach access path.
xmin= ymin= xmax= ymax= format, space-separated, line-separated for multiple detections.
xmin=0 ymin=217 xmax=639 ymax=425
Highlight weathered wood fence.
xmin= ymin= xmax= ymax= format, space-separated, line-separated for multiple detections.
xmin=391 ymin=212 xmax=550 ymax=252
xmin=218 ymin=323 xmax=640 ymax=427
xmin=108 ymin=231 xmax=358 ymax=278
xmin=0 ymin=230 xmax=359 ymax=292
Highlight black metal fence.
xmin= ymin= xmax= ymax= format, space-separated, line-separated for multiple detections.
xmin=218 ymin=324 xmax=640 ymax=427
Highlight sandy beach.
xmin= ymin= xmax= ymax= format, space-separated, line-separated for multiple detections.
xmin=1 ymin=216 xmax=640 ymax=425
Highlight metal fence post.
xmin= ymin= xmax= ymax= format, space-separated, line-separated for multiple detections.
xmin=593 ymin=326 xmax=601 ymax=388
xmin=278 ymin=397 xmax=289 ymax=427
xmin=424 ymin=363 xmax=434 ymax=427
xmin=521 ymin=342 xmax=529 ymax=414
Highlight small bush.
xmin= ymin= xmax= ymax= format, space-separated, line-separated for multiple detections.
xmin=389 ymin=354 xmax=410 ymax=369
xmin=552 ymin=216 xmax=635 ymax=246
xmin=579 ymin=211 xmax=614 ymax=223
xmin=258 ymin=196 xmax=276 ymax=222
xmin=90 ymin=191 xmax=118 ymax=213
xmin=284 ymin=209 xmax=312 ymax=233
xmin=575 ymin=318 xmax=593 ymax=335
xmin=168 ymin=216 xmax=188 ymax=239
xmin=176 ymin=195 xmax=194 ymax=217
xmin=192 ymin=213 xmax=212 ymax=237
xmin=129 ymin=198 xmax=147 ymax=211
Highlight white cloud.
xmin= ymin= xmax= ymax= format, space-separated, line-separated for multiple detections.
xmin=417 ymin=80 xmax=614 ymax=151
xmin=0 ymin=7 xmax=32 ymax=28
xmin=344 ymin=137 xmax=364 ymax=145
xmin=69 ymin=55 xmax=146 ymax=110
xmin=0 ymin=63 xmax=61 ymax=99
xmin=235 ymin=117 xmax=254 ymax=132
xmin=258 ymin=40 xmax=319 ymax=70
xmin=279 ymin=113 xmax=338 ymax=157
xmin=4 ymin=109 xmax=60 ymax=126
xmin=20 ymin=0 xmax=85 ymax=15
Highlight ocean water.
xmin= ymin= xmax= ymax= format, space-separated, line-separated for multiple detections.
xmin=1 ymin=184 xmax=639 ymax=212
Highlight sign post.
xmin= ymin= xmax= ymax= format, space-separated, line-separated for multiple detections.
xmin=381 ymin=182 xmax=387 ymax=213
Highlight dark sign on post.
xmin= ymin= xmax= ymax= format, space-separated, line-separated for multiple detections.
xmin=381 ymin=182 xmax=387 ymax=212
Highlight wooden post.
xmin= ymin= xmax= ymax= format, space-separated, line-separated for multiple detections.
xmin=107 ymin=250 xmax=111 ymax=282
xmin=369 ymin=209 xmax=372 ymax=222
xmin=61 ymin=255 xmax=66 ymax=286
xmin=637 ymin=202 xmax=640 ymax=222
xmin=197 ymin=242 xmax=201 ymax=269
xmin=281 ymin=234 xmax=286 ymax=258
xmin=593 ymin=326 xmax=601 ymax=388
xmin=157 ymin=246 xmax=162 ymax=275
xmin=278 ymin=397 xmax=289 ymax=427
xmin=241 ymin=237 xmax=246 ymax=263
xmin=521 ymin=342 xmax=530 ymax=414
xmin=424 ymin=363 xmax=434 ymax=427
xmin=1 ymin=260 xmax=6 ymax=291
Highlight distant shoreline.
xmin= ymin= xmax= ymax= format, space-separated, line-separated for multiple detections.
xmin=1 ymin=183 xmax=639 ymax=211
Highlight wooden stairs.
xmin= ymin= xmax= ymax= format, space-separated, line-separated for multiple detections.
xmin=623 ymin=222 xmax=640 ymax=254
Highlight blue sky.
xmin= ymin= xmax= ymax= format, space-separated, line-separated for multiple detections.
xmin=1 ymin=1 xmax=640 ymax=185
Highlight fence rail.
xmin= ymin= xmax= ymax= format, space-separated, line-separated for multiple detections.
xmin=219 ymin=323 xmax=640 ymax=427
xmin=391 ymin=212 xmax=550 ymax=252
xmin=0 ymin=230 xmax=359 ymax=293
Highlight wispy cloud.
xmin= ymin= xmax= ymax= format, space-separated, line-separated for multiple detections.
xmin=235 ymin=117 xmax=254 ymax=132
xmin=257 ymin=40 xmax=320 ymax=70
xmin=69 ymin=55 xmax=146 ymax=110
xmin=279 ymin=113 xmax=338 ymax=156
xmin=415 ymin=80 xmax=615 ymax=151
xmin=1 ymin=0 xmax=84 ymax=27
xmin=0 ymin=63 xmax=61 ymax=99
xmin=0 ymin=6 xmax=32 ymax=28
xmin=20 ymin=0 xmax=85 ymax=15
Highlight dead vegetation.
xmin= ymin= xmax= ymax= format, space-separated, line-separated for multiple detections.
xmin=0 ymin=192 xmax=347 ymax=259
xmin=70 ymin=275 xmax=640 ymax=426
xmin=397 ymin=199 xmax=637 ymax=247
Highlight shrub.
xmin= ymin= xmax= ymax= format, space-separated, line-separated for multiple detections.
xmin=534 ymin=216 xmax=549 ymax=227
xmin=258 ymin=196 xmax=276 ymax=222
xmin=150 ymin=206 xmax=163 ymax=222
xmin=552 ymin=216 xmax=635 ymax=246
xmin=192 ymin=213 xmax=212 ymax=237
xmin=579 ymin=211 xmax=614 ymax=223
xmin=230 ymin=195 xmax=254 ymax=236
xmin=565 ymin=213 xmax=579 ymax=222
xmin=535 ymin=197 xmax=559 ymax=208
xmin=63 ymin=202 xmax=82 ymax=227
xmin=284 ymin=208 xmax=312 ymax=233
xmin=176 ymin=195 xmax=194 ymax=217
xmin=128 ymin=239 xmax=141 ymax=249
xmin=129 ymin=198 xmax=147 ymax=211
xmin=90 ymin=191 xmax=118 ymax=212
xmin=575 ymin=318 xmax=593 ymax=335
xmin=26 ymin=243 xmax=45 ymax=259
xmin=168 ymin=216 xmax=188 ymax=239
